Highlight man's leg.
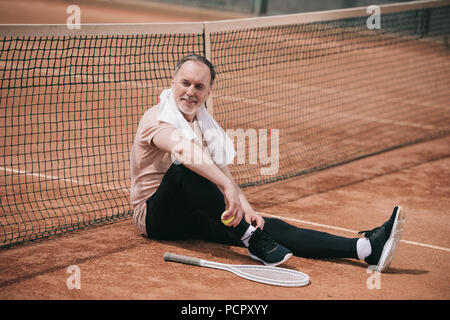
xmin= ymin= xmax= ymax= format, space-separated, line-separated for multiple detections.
xmin=263 ymin=217 xmax=359 ymax=259
xmin=145 ymin=163 xmax=358 ymax=262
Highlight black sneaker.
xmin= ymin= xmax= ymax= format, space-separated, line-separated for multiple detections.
xmin=358 ymin=206 xmax=406 ymax=272
xmin=248 ymin=228 xmax=292 ymax=267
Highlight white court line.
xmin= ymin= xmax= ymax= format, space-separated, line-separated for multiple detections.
xmin=2 ymin=165 xmax=448 ymax=253
xmin=0 ymin=166 xmax=129 ymax=193
xmin=0 ymin=61 xmax=166 ymax=90
xmin=219 ymin=90 xmax=438 ymax=131
xmin=233 ymin=72 xmax=449 ymax=112
xmin=222 ymin=73 xmax=448 ymax=130
xmin=258 ymin=211 xmax=450 ymax=253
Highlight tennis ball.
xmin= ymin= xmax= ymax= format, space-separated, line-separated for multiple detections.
xmin=221 ymin=210 xmax=235 ymax=226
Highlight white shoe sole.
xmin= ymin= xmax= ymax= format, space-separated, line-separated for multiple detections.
xmin=375 ymin=206 xmax=406 ymax=273
xmin=249 ymin=252 xmax=293 ymax=267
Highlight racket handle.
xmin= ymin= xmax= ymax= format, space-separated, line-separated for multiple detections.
xmin=164 ymin=252 xmax=203 ymax=266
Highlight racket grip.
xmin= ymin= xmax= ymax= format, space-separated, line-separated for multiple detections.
xmin=164 ymin=252 xmax=202 ymax=266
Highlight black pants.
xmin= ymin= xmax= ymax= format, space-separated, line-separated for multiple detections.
xmin=146 ymin=163 xmax=359 ymax=259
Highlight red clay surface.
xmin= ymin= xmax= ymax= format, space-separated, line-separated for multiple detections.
xmin=0 ymin=0 xmax=449 ymax=301
xmin=0 ymin=0 xmax=248 ymax=24
xmin=1 ymin=135 xmax=449 ymax=299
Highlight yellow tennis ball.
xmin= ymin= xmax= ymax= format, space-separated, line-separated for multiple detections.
xmin=221 ymin=210 xmax=235 ymax=226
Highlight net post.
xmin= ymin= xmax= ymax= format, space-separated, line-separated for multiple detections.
xmin=203 ymin=22 xmax=214 ymax=117
xmin=253 ymin=0 xmax=268 ymax=16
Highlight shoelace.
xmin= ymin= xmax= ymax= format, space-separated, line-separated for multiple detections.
xmin=256 ymin=232 xmax=279 ymax=250
xmin=358 ymin=215 xmax=394 ymax=238
xmin=358 ymin=225 xmax=384 ymax=238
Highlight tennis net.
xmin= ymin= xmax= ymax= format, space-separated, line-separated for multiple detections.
xmin=1 ymin=1 xmax=449 ymax=247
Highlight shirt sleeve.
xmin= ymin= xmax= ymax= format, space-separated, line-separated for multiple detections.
xmin=139 ymin=111 xmax=176 ymax=147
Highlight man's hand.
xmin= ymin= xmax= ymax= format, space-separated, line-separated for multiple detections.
xmin=218 ymin=165 xmax=267 ymax=229
xmin=244 ymin=210 xmax=265 ymax=229
xmin=221 ymin=181 xmax=243 ymax=227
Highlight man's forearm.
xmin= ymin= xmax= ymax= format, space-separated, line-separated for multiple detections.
xmin=175 ymin=138 xmax=232 ymax=191
xmin=220 ymin=166 xmax=256 ymax=215
xmin=154 ymin=127 xmax=232 ymax=190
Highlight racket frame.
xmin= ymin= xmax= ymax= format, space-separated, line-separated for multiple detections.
xmin=164 ymin=252 xmax=309 ymax=287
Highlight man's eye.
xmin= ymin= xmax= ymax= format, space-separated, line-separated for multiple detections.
xmin=196 ymin=85 xmax=204 ymax=90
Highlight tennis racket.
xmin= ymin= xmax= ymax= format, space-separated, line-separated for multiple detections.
xmin=164 ymin=252 xmax=309 ymax=287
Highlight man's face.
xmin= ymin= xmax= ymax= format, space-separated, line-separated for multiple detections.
xmin=171 ymin=60 xmax=213 ymax=118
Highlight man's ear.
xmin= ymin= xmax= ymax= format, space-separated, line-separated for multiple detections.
xmin=208 ymin=85 xmax=214 ymax=97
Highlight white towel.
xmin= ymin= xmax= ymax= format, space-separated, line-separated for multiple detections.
xmin=157 ymin=88 xmax=236 ymax=167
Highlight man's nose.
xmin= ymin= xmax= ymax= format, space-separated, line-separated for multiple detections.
xmin=186 ymin=85 xmax=195 ymax=96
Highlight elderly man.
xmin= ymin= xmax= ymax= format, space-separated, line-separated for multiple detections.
xmin=130 ymin=54 xmax=405 ymax=271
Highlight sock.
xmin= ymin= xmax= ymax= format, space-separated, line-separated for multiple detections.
xmin=226 ymin=217 xmax=256 ymax=248
xmin=356 ymin=237 xmax=372 ymax=261
xmin=240 ymin=225 xmax=257 ymax=247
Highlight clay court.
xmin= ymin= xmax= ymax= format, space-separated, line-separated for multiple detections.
xmin=0 ymin=0 xmax=449 ymax=301
xmin=1 ymin=136 xmax=449 ymax=300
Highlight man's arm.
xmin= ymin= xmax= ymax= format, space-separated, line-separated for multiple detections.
xmin=152 ymin=126 xmax=243 ymax=226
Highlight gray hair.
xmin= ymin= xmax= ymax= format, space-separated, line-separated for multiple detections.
xmin=174 ymin=54 xmax=216 ymax=85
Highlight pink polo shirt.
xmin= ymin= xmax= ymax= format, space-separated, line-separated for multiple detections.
xmin=130 ymin=104 xmax=208 ymax=235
